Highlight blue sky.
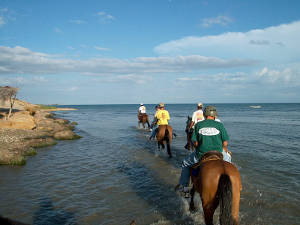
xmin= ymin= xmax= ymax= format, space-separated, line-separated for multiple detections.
xmin=1 ymin=0 xmax=300 ymax=104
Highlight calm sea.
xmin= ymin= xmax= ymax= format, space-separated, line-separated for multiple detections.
xmin=0 ymin=103 xmax=299 ymax=225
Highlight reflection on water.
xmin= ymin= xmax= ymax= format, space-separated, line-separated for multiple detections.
xmin=0 ymin=104 xmax=299 ymax=225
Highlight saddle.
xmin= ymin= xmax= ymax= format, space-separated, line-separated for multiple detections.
xmin=192 ymin=151 xmax=223 ymax=169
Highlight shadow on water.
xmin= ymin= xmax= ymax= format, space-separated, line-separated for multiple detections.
xmin=33 ymin=197 xmax=77 ymax=225
xmin=117 ymin=161 xmax=196 ymax=224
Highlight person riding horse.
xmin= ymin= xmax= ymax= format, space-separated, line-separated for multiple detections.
xmin=176 ymin=105 xmax=231 ymax=197
xmin=151 ymin=103 xmax=174 ymax=157
xmin=185 ymin=102 xmax=204 ymax=150
xmin=137 ymin=103 xmax=150 ymax=128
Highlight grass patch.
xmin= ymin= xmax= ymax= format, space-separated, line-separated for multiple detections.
xmin=38 ymin=104 xmax=58 ymax=110
xmin=24 ymin=147 xmax=37 ymax=156
xmin=1 ymin=156 xmax=27 ymax=166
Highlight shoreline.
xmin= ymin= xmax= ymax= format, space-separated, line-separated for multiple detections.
xmin=0 ymin=101 xmax=81 ymax=166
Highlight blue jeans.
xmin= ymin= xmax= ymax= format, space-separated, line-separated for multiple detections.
xmin=179 ymin=150 xmax=231 ymax=187
xmin=150 ymin=127 xmax=158 ymax=139
xmin=179 ymin=151 xmax=199 ymax=187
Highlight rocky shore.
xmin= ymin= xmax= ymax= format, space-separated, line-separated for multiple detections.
xmin=0 ymin=100 xmax=81 ymax=165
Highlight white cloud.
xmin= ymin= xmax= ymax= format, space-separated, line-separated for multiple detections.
xmin=0 ymin=46 xmax=257 ymax=76
xmin=177 ymin=66 xmax=300 ymax=87
xmin=0 ymin=16 xmax=5 ymax=27
xmin=154 ymin=21 xmax=300 ymax=63
xmin=256 ymin=66 xmax=300 ymax=85
xmin=0 ymin=76 xmax=48 ymax=86
xmin=69 ymin=19 xmax=87 ymax=24
xmin=97 ymin=11 xmax=115 ymax=23
xmin=54 ymin=27 xmax=63 ymax=33
xmin=200 ymin=15 xmax=233 ymax=27
xmin=94 ymin=46 xmax=110 ymax=51
xmin=68 ymin=86 xmax=79 ymax=91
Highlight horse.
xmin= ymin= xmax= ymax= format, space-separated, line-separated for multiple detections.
xmin=189 ymin=151 xmax=242 ymax=225
xmin=138 ymin=113 xmax=151 ymax=129
xmin=184 ymin=116 xmax=194 ymax=151
xmin=156 ymin=125 xmax=173 ymax=158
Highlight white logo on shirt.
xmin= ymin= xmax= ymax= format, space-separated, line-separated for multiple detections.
xmin=199 ymin=127 xmax=220 ymax=136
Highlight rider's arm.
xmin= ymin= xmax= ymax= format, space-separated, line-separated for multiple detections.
xmin=223 ymin=141 xmax=228 ymax=153
xmin=189 ymin=121 xmax=195 ymax=130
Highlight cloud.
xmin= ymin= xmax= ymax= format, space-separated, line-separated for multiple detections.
xmin=154 ymin=21 xmax=300 ymax=63
xmin=54 ymin=27 xmax=63 ymax=33
xmin=69 ymin=19 xmax=87 ymax=25
xmin=96 ymin=74 xmax=152 ymax=84
xmin=256 ymin=66 xmax=300 ymax=86
xmin=0 ymin=46 xmax=257 ymax=76
xmin=200 ymin=15 xmax=233 ymax=27
xmin=0 ymin=76 xmax=48 ymax=86
xmin=177 ymin=66 xmax=300 ymax=87
xmin=97 ymin=11 xmax=115 ymax=23
xmin=249 ymin=40 xmax=270 ymax=45
xmin=0 ymin=16 xmax=5 ymax=27
xmin=94 ymin=46 xmax=110 ymax=51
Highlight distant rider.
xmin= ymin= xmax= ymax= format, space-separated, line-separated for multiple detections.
xmin=137 ymin=103 xmax=147 ymax=121
xmin=189 ymin=102 xmax=204 ymax=131
xmin=175 ymin=105 xmax=230 ymax=197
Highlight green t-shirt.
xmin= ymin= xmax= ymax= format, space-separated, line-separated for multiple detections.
xmin=191 ymin=119 xmax=229 ymax=158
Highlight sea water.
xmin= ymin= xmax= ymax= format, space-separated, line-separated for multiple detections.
xmin=0 ymin=103 xmax=299 ymax=225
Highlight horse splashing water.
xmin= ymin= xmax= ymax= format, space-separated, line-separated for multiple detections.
xmin=189 ymin=151 xmax=242 ymax=225
xmin=156 ymin=125 xmax=173 ymax=158
xmin=138 ymin=114 xmax=151 ymax=129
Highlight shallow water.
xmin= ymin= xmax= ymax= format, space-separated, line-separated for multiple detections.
xmin=0 ymin=103 xmax=299 ymax=225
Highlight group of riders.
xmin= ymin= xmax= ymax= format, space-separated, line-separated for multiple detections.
xmin=137 ymin=102 xmax=232 ymax=198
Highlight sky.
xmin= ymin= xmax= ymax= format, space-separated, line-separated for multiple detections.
xmin=0 ymin=0 xmax=300 ymax=104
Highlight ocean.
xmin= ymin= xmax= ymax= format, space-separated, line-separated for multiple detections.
xmin=0 ymin=103 xmax=299 ymax=225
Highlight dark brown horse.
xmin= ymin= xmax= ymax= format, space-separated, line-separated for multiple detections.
xmin=189 ymin=151 xmax=242 ymax=225
xmin=184 ymin=116 xmax=194 ymax=151
xmin=156 ymin=125 xmax=173 ymax=158
xmin=138 ymin=113 xmax=150 ymax=129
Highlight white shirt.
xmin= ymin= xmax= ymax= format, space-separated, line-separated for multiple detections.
xmin=138 ymin=105 xmax=146 ymax=114
xmin=192 ymin=109 xmax=204 ymax=126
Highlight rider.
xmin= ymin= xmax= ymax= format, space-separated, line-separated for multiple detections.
xmin=149 ymin=104 xmax=160 ymax=140
xmin=138 ymin=103 xmax=146 ymax=120
xmin=175 ymin=105 xmax=230 ymax=197
xmin=151 ymin=103 xmax=170 ymax=128
xmin=189 ymin=102 xmax=204 ymax=131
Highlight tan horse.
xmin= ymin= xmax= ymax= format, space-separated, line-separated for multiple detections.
xmin=156 ymin=125 xmax=173 ymax=158
xmin=138 ymin=113 xmax=150 ymax=129
xmin=189 ymin=151 xmax=242 ymax=225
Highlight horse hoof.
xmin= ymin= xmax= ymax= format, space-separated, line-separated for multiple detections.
xmin=169 ymin=155 xmax=172 ymax=158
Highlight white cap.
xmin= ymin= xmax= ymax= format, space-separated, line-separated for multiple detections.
xmin=140 ymin=103 xmax=144 ymax=106
xmin=197 ymin=102 xmax=203 ymax=107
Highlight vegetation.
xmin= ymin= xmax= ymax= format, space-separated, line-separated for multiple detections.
xmin=38 ymin=104 xmax=58 ymax=110
xmin=0 ymin=86 xmax=18 ymax=119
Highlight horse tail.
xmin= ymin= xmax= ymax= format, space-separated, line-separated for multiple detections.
xmin=218 ymin=174 xmax=236 ymax=225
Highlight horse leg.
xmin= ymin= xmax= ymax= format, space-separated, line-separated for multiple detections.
xmin=203 ymin=203 xmax=217 ymax=225
xmin=189 ymin=186 xmax=196 ymax=211
xmin=166 ymin=139 xmax=172 ymax=158
xmin=230 ymin=177 xmax=241 ymax=225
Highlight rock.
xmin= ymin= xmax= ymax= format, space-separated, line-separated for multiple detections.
xmin=0 ymin=111 xmax=36 ymax=130
xmin=53 ymin=130 xmax=81 ymax=140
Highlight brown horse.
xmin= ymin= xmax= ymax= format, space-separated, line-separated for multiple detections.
xmin=189 ymin=151 xmax=242 ymax=225
xmin=156 ymin=125 xmax=173 ymax=158
xmin=138 ymin=113 xmax=151 ymax=129
xmin=184 ymin=116 xmax=194 ymax=151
